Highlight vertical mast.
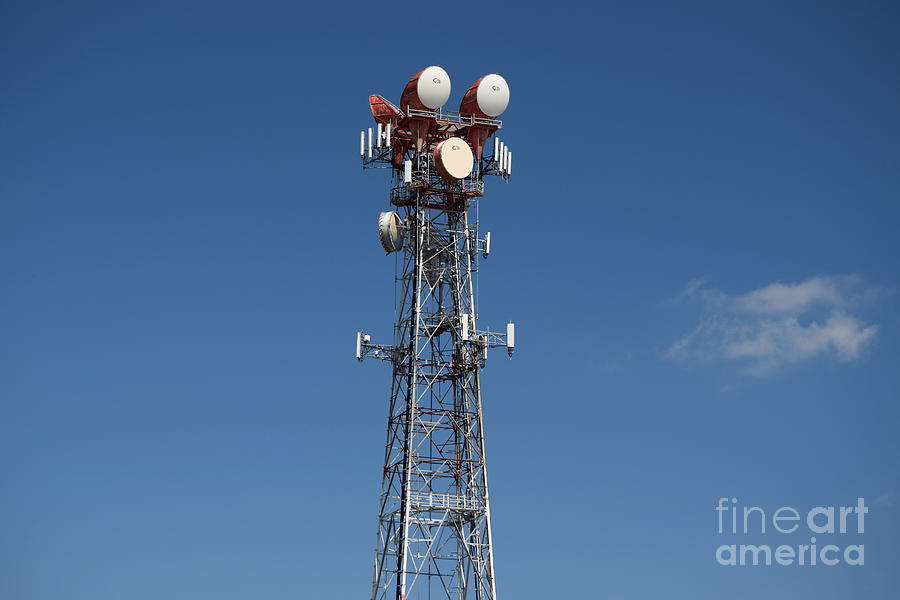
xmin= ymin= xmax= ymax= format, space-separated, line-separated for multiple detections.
xmin=357 ymin=68 xmax=514 ymax=600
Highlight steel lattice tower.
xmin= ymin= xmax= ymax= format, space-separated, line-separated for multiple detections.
xmin=356 ymin=67 xmax=515 ymax=600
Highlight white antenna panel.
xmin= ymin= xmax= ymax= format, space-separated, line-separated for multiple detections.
xmin=404 ymin=160 xmax=412 ymax=183
xmin=360 ymin=131 xmax=365 ymax=156
xmin=376 ymin=123 xmax=383 ymax=148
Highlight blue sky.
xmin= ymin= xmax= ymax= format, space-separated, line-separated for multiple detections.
xmin=2 ymin=1 xmax=899 ymax=598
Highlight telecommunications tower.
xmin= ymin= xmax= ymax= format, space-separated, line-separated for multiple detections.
xmin=355 ymin=66 xmax=515 ymax=600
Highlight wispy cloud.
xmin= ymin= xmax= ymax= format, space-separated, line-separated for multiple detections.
xmin=665 ymin=276 xmax=883 ymax=376
xmin=874 ymin=491 xmax=897 ymax=508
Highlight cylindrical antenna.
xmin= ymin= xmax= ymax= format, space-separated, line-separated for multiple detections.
xmin=493 ymin=137 xmax=499 ymax=162
xmin=502 ymin=145 xmax=508 ymax=174
xmin=376 ymin=123 xmax=383 ymax=148
xmin=385 ymin=123 xmax=391 ymax=148
xmin=507 ymin=151 xmax=512 ymax=176
xmin=360 ymin=131 xmax=365 ymax=157
xmin=368 ymin=128 xmax=373 ymax=158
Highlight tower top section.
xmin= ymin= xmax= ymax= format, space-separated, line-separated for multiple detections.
xmin=360 ymin=65 xmax=514 ymax=193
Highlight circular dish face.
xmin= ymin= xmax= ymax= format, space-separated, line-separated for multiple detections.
xmin=433 ymin=137 xmax=474 ymax=180
xmin=378 ymin=211 xmax=404 ymax=253
xmin=475 ymin=74 xmax=509 ymax=117
xmin=416 ymin=66 xmax=451 ymax=109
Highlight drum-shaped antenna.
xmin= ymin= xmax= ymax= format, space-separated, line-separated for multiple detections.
xmin=459 ymin=74 xmax=509 ymax=118
xmin=378 ymin=211 xmax=404 ymax=253
xmin=400 ymin=66 xmax=451 ymax=111
xmin=433 ymin=137 xmax=474 ymax=180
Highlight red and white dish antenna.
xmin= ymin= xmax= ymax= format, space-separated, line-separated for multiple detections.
xmin=433 ymin=136 xmax=474 ymax=180
xmin=400 ymin=66 xmax=451 ymax=111
xmin=459 ymin=74 xmax=509 ymax=119
xmin=459 ymin=73 xmax=509 ymax=160
xmin=400 ymin=66 xmax=451 ymax=153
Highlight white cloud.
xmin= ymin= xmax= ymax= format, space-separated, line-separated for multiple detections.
xmin=874 ymin=491 xmax=897 ymax=508
xmin=665 ymin=276 xmax=880 ymax=376
xmin=732 ymin=278 xmax=844 ymax=314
